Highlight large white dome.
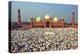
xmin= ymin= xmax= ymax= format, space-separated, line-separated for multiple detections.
xmin=54 ymin=17 xmax=58 ymax=22
xmin=45 ymin=14 xmax=50 ymax=20
xmin=36 ymin=16 xmax=41 ymax=22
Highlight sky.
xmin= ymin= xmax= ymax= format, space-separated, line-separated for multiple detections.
xmin=11 ymin=1 xmax=78 ymax=23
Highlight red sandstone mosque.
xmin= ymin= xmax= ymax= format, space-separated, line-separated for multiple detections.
xmin=16 ymin=9 xmax=77 ymax=29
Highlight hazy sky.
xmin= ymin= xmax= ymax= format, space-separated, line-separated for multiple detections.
xmin=11 ymin=1 xmax=78 ymax=23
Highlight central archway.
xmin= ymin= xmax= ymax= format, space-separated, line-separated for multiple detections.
xmin=46 ymin=21 xmax=50 ymax=27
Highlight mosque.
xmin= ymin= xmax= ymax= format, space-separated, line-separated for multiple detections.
xmin=16 ymin=9 xmax=77 ymax=29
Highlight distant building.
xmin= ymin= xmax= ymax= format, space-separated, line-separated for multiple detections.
xmin=16 ymin=9 xmax=77 ymax=29
xmin=30 ymin=15 xmax=64 ymax=28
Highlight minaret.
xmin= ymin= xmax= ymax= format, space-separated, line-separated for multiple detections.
xmin=72 ymin=12 xmax=75 ymax=26
xmin=62 ymin=18 xmax=64 ymax=28
xmin=30 ymin=17 xmax=33 ymax=28
xmin=17 ymin=9 xmax=21 ymax=27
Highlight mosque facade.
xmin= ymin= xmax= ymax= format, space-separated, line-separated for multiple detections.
xmin=16 ymin=9 xmax=77 ymax=29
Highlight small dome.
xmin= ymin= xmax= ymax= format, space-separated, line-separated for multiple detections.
xmin=45 ymin=14 xmax=50 ymax=20
xmin=36 ymin=16 xmax=41 ymax=22
xmin=54 ymin=17 xmax=58 ymax=22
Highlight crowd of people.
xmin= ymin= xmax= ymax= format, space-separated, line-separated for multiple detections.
xmin=10 ymin=28 xmax=78 ymax=53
